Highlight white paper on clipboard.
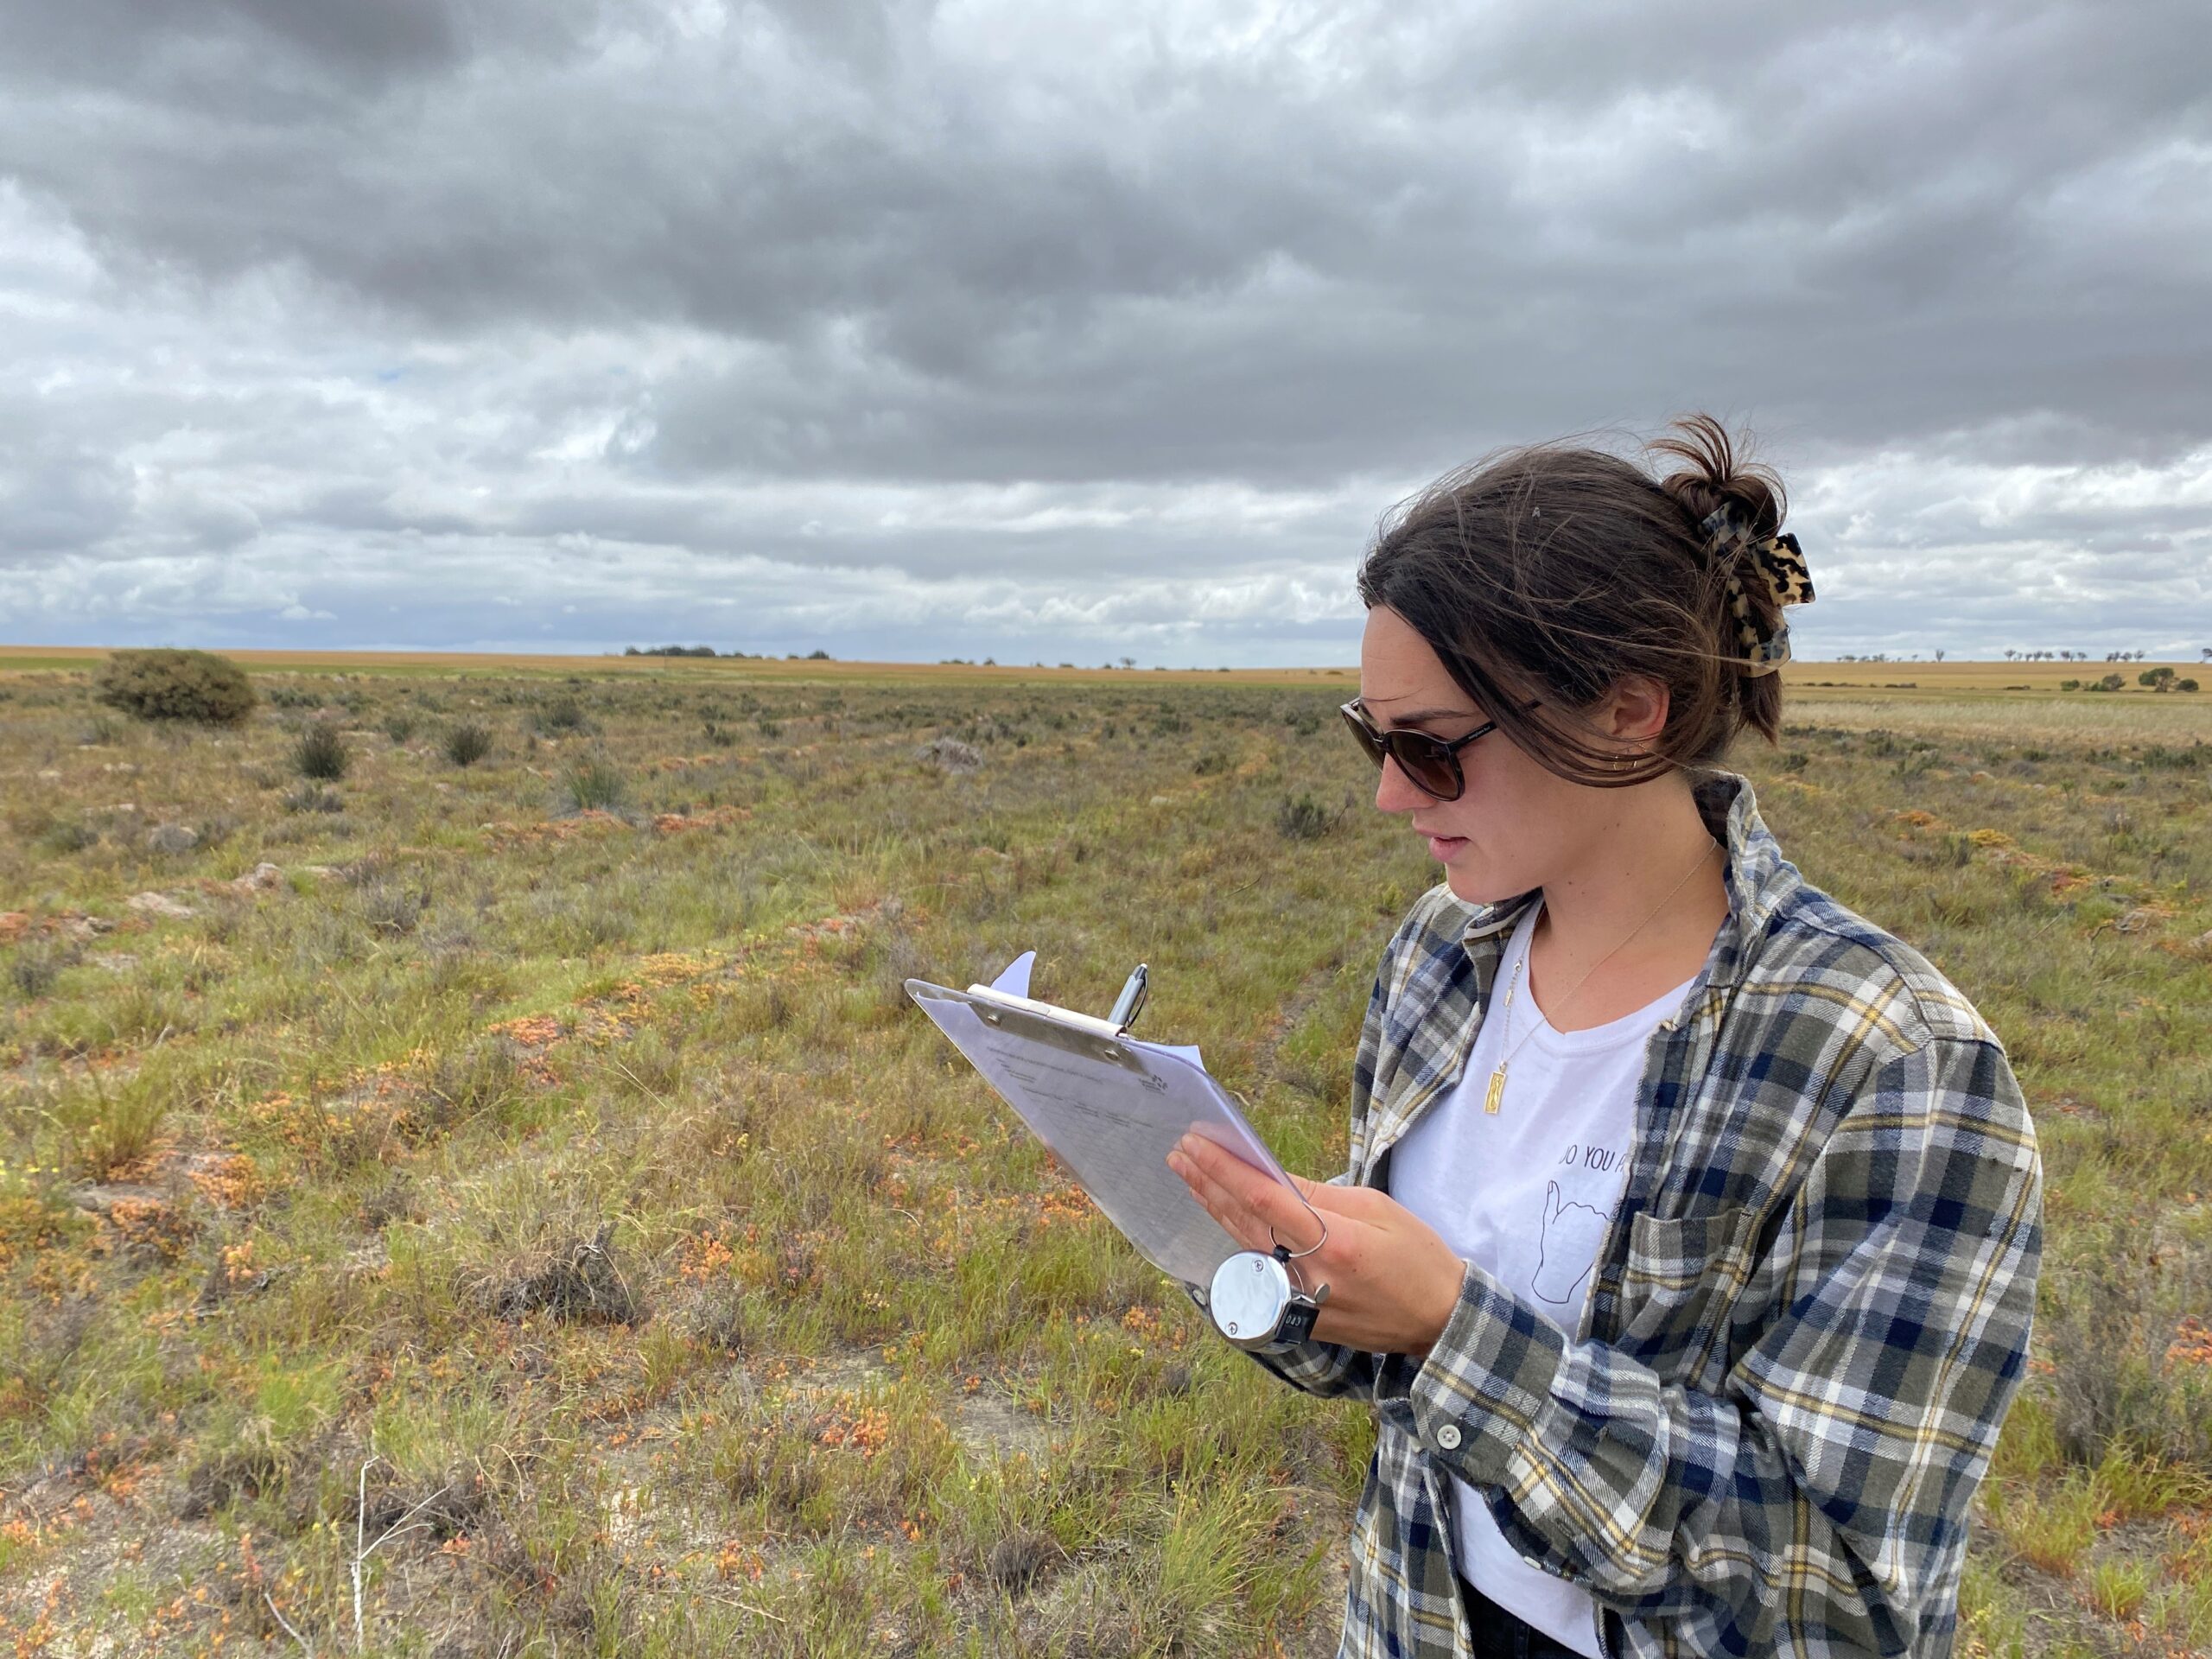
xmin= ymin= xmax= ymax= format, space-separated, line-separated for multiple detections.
xmin=906 ymin=958 xmax=1298 ymax=1294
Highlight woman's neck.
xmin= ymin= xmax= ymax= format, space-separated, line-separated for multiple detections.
xmin=1525 ymin=781 xmax=1730 ymax=1031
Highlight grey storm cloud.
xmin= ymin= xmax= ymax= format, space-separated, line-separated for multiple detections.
xmin=0 ymin=0 xmax=2206 ymax=660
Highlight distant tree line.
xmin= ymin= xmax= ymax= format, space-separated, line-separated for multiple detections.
xmin=623 ymin=645 xmax=833 ymax=660
xmin=1835 ymin=648 xmax=2209 ymax=664
xmin=2060 ymin=668 xmax=2200 ymax=693
xmin=1998 ymin=648 xmax=2186 ymax=663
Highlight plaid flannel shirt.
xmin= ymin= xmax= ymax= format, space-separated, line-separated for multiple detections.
xmin=1252 ymin=771 xmax=2042 ymax=1659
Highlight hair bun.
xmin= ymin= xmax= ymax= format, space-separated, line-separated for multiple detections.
xmin=1651 ymin=414 xmax=1785 ymax=546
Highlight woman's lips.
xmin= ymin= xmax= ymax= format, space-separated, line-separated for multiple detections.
xmin=1424 ymin=834 xmax=1468 ymax=860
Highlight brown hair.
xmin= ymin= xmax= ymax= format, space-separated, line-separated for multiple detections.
xmin=1354 ymin=413 xmax=1789 ymax=789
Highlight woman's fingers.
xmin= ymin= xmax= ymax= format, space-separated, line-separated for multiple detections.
xmin=1166 ymin=1141 xmax=1268 ymax=1249
xmin=1167 ymin=1134 xmax=1325 ymax=1254
xmin=1169 ymin=1159 xmax=1267 ymax=1252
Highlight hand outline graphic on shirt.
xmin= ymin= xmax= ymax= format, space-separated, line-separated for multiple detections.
xmin=1532 ymin=1179 xmax=1609 ymax=1305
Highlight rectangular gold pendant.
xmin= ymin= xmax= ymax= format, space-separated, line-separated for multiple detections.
xmin=1483 ymin=1065 xmax=1506 ymax=1116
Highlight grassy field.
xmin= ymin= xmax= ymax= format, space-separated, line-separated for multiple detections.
xmin=1 ymin=656 xmax=2209 ymax=1656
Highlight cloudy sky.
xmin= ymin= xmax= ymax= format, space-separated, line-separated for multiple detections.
xmin=2 ymin=0 xmax=2207 ymax=665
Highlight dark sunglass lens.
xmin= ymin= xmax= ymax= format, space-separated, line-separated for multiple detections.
xmin=1339 ymin=706 xmax=1387 ymax=768
xmin=1340 ymin=704 xmax=1467 ymax=799
xmin=1397 ymin=735 xmax=1461 ymax=799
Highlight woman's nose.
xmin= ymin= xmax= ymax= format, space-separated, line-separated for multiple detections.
xmin=1374 ymin=753 xmax=1431 ymax=814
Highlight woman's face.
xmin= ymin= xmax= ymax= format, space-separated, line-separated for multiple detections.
xmin=1357 ymin=605 xmax=1607 ymax=906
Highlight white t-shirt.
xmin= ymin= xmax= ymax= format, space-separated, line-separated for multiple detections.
xmin=1388 ymin=899 xmax=1700 ymax=1659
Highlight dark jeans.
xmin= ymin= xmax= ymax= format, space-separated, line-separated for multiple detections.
xmin=1457 ymin=1573 xmax=1587 ymax=1659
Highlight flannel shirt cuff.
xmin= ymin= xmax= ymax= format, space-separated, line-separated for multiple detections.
xmin=1407 ymin=1257 xmax=1569 ymax=1485
xmin=1249 ymin=1338 xmax=1353 ymax=1389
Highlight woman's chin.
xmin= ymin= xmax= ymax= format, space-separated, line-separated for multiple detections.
xmin=1443 ymin=865 xmax=1525 ymax=906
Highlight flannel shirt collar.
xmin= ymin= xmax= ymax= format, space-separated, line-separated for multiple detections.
xmin=1448 ymin=770 xmax=1798 ymax=996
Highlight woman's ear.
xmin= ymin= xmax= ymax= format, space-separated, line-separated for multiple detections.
xmin=1599 ymin=674 xmax=1672 ymax=747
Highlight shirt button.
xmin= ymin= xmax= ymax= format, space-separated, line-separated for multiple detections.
xmin=1436 ymin=1423 xmax=1463 ymax=1451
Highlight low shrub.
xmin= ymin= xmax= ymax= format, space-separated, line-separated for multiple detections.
xmin=10 ymin=940 xmax=73 ymax=1000
xmin=443 ymin=721 xmax=494 ymax=768
xmin=359 ymin=879 xmax=428 ymax=938
xmin=36 ymin=820 xmax=99 ymax=855
xmin=558 ymin=755 xmax=628 ymax=813
xmin=1275 ymin=793 xmax=1333 ymax=840
xmin=283 ymin=783 xmax=345 ymax=815
xmin=94 ymin=649 xmax=257 ymax=725
xmin=486 ymin=1224 xmax=645 ymax=1324
xmin=2042 ymin=1227 xmax=2212 ymax=1467
xmin=531 ymin=696 xmax=590 ymax=736
xmin=917 ymin=737 xmax=981 ymax=774
xmin=52 ymin=1073 xmax=171 ymax=1183
xmin=290 ymin=721 xmax=351 ymax=781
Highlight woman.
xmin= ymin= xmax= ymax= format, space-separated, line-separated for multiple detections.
xmin=1166 ymin=417 xmax=2042 ymax=1659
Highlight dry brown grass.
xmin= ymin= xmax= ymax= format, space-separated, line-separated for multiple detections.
xmin=0 ymin=644 xmax=1362 ymax=687
xmin=0 ymin=659 xmax=2207 ymax=1656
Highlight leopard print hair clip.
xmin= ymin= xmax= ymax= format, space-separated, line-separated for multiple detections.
xmin=1699 ymin=504 xmax=1815 ymax=677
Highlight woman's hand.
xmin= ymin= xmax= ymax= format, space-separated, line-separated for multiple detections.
xmin=1166 ymin=1132 xmax=1466 ymax=1356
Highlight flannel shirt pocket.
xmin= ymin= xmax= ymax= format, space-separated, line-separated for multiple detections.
xmin=1617 ymin=1202 xmax=1757 ymax=1382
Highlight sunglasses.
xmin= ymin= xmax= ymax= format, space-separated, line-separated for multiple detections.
xmin=1338 ymin=696 xmax=1538 ymax=802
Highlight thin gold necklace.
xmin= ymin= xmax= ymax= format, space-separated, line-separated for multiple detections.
xmin=1483 ymin=840 xmax=1719 ymax=1116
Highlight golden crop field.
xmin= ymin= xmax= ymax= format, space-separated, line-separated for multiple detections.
xmin=2 ymin=654 xmax=2209 ymax=1656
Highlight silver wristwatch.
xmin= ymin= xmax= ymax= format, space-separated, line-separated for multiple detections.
xmin=1206 ymin=1244 xmax=1330 ymax=1350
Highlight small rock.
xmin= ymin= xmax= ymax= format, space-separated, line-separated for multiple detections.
xmin=101 ymin=762 xmax=139 ymax=774
xmin=35 ymin=768 xmax=61 ymax=781
xmin=126 ymin=891 xmax=196 ymax=919
xmin=92 ymin=953 xmax=139 ymax=975
xmin=227 ymin=862 xmax=285 ymax=894
xmin=148 ymin=823 xmax=200 ymax=855
xmin=1149 ymin=794 xmax=1173 ymax=806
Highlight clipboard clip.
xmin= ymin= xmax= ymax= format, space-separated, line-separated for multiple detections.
xmin=948 ymin=961 xmax=1149 ymax=1067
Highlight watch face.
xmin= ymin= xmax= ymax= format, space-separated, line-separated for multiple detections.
xmin=1208 ymin=1251 xmax=1294 ymax=1344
